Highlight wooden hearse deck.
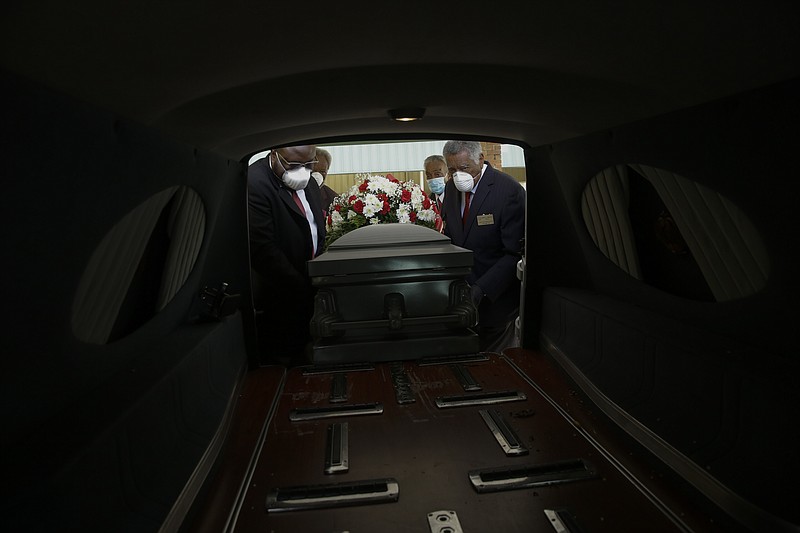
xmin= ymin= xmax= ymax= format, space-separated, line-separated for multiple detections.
xmin=185 ymin=348 xmax=740 ymax=533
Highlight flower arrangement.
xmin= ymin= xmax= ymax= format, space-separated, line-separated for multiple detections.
xmin=324 ymin=173 xmax=442 ymax=249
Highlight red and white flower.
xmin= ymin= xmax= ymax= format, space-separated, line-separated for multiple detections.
xmin=325 ymin=173 xmax=442 ymax=249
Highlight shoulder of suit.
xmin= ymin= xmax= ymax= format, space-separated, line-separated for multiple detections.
xmin=248 ymin=157 xmax=274 ymax=181
xmin=486 ymin=166 xmax=521 ymax=187
xmin=305 ymin=179 xmax=320 ymax=191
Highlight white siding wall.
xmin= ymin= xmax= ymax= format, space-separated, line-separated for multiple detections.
xmin=250 ymin=141 xmax=524 ymax=173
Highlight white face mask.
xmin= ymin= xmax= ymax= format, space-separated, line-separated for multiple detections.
xmin=282 ymin=166 xmax=311 ymax=190
xmin=274 ymin=153 xmax=312 ymax=190
xmin=311 ymin=171 xmax=324 ymax=186
xmin=453 ymin=171 xmax=475 ymax=192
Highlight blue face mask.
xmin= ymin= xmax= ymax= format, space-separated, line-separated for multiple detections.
xmin=428 ymin=177 xmax=445 ymax=195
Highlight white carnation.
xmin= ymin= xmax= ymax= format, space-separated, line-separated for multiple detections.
xmin=417 ymin=208 xmax=436 ymax=222
xmin=330 ymin=210 xmax=344 ymax=229
xmin=367 ymin=176 xmax=388 ymax=193
xmin=410 ymin=187 xmax=425 ymax=210
xmin=372 ymin=176 xmax=399 ymax=196
xmin=363 ymin=193 xmax=383 ymax=218
xmin=396 ymin=203 xmax=411 ymax=224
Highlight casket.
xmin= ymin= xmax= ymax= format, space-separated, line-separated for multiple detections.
xmin=308 ymin=224 xmax=479 ymax=363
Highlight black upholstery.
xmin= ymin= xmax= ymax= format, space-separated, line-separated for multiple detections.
xmin=1 ymin=72 xmax=253 ymax=531
xmin=540 ymin=286 xmax=800 ymax=525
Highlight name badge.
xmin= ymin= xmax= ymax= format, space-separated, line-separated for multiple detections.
xmin=477 ymin=214 xmax=494 ymax=226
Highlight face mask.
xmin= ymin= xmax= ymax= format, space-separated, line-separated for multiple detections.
xmin=453 ymin=171 xmax=475 ymax=192
xmin=282 ymin=166 xmax=311 ymax=190
xmin=427 ymin=177 xmax=445 ymax=195
xmin=312 ymin=171 xmax=324 ymax=186
xmin=274 ymin=153 xmax=312 ymax=190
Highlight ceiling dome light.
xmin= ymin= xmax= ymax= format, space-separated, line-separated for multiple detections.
xmin=388 ymin=107 xmax=425 ymax=121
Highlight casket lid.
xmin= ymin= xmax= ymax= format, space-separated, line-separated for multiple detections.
xmin=308 ymin=224 xmax=472 ymax=277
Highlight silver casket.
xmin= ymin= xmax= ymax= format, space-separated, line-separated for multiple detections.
xmin=308 ymin=224 xmax=479 ymax=364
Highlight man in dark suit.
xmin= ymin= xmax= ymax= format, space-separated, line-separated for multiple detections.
xmin=248 ymin=145 xmax=326 ymax=365
xmin=424 ymin=154 xmax=449 ymax=212
xmin=312 ymin=147 xmax=338 ymax=216
xmin=441 ymin=140 xmax=525 ymax=353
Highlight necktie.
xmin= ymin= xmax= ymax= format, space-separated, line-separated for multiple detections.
xmin=462 ymin=191 xmax=471 ymax=227
xmin=291 ymin=191 xmax=314 ymax=258
xmin=291 ymin=190 xmax=306 ymax=216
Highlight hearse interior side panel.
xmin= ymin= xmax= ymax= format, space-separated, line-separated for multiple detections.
xmin=524 ymin=78 xmax=800 ymax=529
xmin=0 ymin=72 xmax=254 ymax=531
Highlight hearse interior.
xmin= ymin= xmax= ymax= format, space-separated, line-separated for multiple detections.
xmin=2 ymin=2 xmax=799 ymax=532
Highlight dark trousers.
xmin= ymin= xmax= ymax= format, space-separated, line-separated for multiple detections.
xmin=478 ymin=319 xmax=519 ymax=354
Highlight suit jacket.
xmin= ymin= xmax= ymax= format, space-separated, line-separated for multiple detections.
xmin=320 ymin=184 xmax=338 ymax=215
xmin=428 ymin=191 xmax=444 ymax=212
xmin=248 ymin=157 xmax=327 ymax=354
xmin=443 ymin=163 xmax=525 ymax=328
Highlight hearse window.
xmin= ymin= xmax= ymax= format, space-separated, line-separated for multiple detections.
xmin=71 ymin=186 xmax=206 ymax=344
xmin=248 ymin=140 xmax=527 ymax=358
xmin=581 ymin=164 xmax=769 ymax=302
xmin=249 ymin=141 xmax=527 ymax=199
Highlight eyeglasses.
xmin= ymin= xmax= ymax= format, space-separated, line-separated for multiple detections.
xmin=275 ymin=151 xmax=318 ymax=171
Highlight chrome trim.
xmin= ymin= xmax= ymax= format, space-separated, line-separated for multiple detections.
xmin=544 ymin=509 xmax=570 ymax=532
xmin=450 ymin=363 xmax=482 ymax=391
xmin=329 ymin=373 xmax=347 ymax=403
xmin=289 ymin=402 xmax=383 ymax=421
xmin=391 ymin=361 xmax=416 ymax=404
xmin=418 ymin=353 xmax=489 ymax=366
xmin=225 ymin=367 xmax=288 ymax=532
xmin=302 ymin=362 xmax=374 ymax=375
xmin=435 ymin=390 xmax=526 ymax=408
xmin=324 ymin=422 xmax=349 ymax=474
xmin=468 ymin=459 xmax=596 ymax=493
xmin=479 ymin=409 xmax=528 ymax=456
xmin=427 ymin=510 xmax=464 ymax=533
xmin=266 ymin=478 xmax=399 ymax=512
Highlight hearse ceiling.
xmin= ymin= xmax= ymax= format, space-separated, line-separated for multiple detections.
xmin=2 ymin=2 xmax=798 ymax=159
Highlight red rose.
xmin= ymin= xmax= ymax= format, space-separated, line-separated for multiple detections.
xmin=334 ymin=204 xmax=342 ymax=212
xmin=358 ymin=181 xmax=368 ymax=192
xmin=401 ymin=189 xmax=412 ymax=202
xmin=387 ymin=174 xmax=398 ymax=183
xmin=380 ymin=200 xmax=390 ymax=214
xmin=348 ymin=195 xmax=357 ymax=204
xmin=353 ymin=200 xmax=364 ymax=214
xmin=409 ymin=211 xmax=417 ymax=222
